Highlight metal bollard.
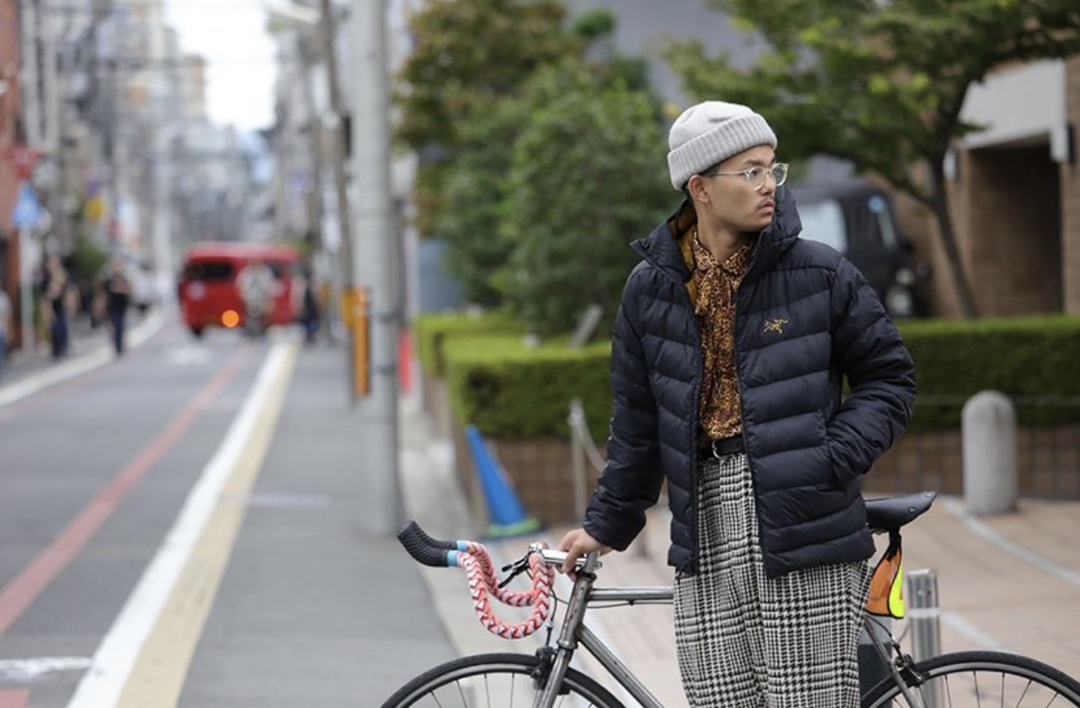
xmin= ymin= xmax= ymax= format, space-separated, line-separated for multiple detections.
xmin=906 ymin=569 xmax=942 ymax=708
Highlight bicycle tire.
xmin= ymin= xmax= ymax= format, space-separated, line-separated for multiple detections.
xmin=861 ymin=650 xmax=1080 ymax=707
xmin=379 ymin=652 xmax=625 ymax=707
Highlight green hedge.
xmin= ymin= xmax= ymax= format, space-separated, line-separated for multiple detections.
xmin=418 ymin=312 xmax=1080 ymax=440
xmin=899 ymin=315 xmax=1080 ymax=430
xmin=414 ymin=311 xmax=524 ymax=379
xmin=443 ymin=333 xmax=613 ymax=440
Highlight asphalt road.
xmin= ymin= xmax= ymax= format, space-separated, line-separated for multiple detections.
xmin=0 ymin=320 xmax=455 ymax=707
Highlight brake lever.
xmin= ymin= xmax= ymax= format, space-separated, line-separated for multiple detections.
xmin=498 ymin=556 xmax=531 ymax=588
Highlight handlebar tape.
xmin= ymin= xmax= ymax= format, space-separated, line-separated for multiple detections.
xmin=398 ymin=521 xmax=459 ymax=567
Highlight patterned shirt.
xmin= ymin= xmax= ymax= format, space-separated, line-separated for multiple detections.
xmin=690 ymin=231 xmax=755 ymax=441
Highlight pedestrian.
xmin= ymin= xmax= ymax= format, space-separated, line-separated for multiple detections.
xmin=557 ymin=101 xmax=917 ymax=707
xmin=0 ymin=276 xmax=12 ymax=381
xmin=299 ymin=269 xmax=320 ymax=345
xmin=101 ymin=257 xmax=133 ymax=355
xmin=40 ymin=254 xmax=70 ymax=360
xmin=236 ymin=259 xmax=275 ymax=337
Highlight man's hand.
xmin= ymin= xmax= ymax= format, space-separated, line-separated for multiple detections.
xmin=557 ymin=528 xmax=610 ymax=575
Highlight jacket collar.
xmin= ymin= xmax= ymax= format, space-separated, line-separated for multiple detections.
xmin=632 ymin=186 xmax=803 ymax=286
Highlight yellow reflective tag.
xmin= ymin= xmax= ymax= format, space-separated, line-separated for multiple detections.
xmin=867 ymin=539 xmax=905 ymax=619
xmin=888 ymin=558 xmax=905 ymax=619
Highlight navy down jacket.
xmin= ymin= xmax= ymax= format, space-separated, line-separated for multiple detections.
xmin=583 ymin=189 xmax=917 ymax=578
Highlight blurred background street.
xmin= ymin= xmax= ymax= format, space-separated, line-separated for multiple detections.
xmin=2 ymin=0 xmax=1080 ymax=706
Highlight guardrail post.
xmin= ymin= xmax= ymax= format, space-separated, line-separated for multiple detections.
xmin=906 ymin=568 xmax=942 ymax=708
xmin=568 ymin=399 xmax=588 ymax=522
xmin=962 ymin=390 xmax=1017 ymax=515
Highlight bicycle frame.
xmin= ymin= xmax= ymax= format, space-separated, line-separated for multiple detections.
xmin=534 ymin=551 xmax=669 ymax=708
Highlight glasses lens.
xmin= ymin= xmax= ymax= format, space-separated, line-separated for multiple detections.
xmin=772 ymin=163 xmax=789 ymax=187
xmin=746 ymin=166 xmax=767 ymax=189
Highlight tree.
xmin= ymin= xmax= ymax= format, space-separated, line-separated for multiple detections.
xmin=664 ymin=0 xmax=1080 ymax=319
xmin=393 ymin=0 xmax=579 ymax=154
xmin=495 ymin=60 xmax=672 ymax=335
xmin=393 ymin=0 xmax=603 ymax=237
xmin=434 ymin=50 xmax=656 ymax=309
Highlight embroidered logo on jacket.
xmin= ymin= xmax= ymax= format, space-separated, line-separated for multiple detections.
xmin=763 ymin=318 xmax=789 ymax=335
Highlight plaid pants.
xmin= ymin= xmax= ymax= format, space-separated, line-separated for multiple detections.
xmin=674 ymin=453 xmax=870 ymax=707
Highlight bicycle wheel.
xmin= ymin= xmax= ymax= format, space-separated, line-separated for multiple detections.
xmin=861 ymin=650 xmax=1080 ymax=707
xmin=379 ymin=652 xmax=625 ymax=707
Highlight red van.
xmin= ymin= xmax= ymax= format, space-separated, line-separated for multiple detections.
xmin=178 ymin=242 xmax=303 ymax=337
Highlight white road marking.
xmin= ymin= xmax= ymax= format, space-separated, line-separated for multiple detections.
xmin=64 ymin=342 xmax=293 ymax=708
xmin=165 ymin=346 xmax=212 ymax=366
xmin=0 ymin=658 xmax=93 ymax=681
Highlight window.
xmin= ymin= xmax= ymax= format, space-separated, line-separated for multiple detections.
xmin=184 ymin=261 xmax=234 ymax=282
xmin=798 ymin=199 xmax=847 ymax=253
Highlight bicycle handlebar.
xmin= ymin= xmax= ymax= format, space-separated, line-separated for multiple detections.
xmin=398 ymin=521 xmax=460 ymax=567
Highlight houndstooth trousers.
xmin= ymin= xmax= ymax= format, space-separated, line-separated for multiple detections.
xmin=673 ymin=452 xmax=870 ymax=708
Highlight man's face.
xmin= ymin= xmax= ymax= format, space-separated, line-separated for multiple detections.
xmin=692 ymin=145 xmax=778 ymax=234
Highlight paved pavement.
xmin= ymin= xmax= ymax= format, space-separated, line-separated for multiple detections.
xmin=3 ymin=317 xmax=1079 ymax=707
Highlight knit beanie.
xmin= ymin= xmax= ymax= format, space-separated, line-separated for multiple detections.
xmin=667 ymin=101 xmax=777 ymax=191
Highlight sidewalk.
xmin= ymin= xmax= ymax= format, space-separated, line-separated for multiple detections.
xmin=0 ymin=310 xmax=162 ymax=401
xmin=401 ymin=400 xmax=1080 ymax=706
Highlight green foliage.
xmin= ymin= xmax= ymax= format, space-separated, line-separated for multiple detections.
xmin=432 ymin=93 xmax=539 ymax=307
xmin=443 ymin=333 xmax=613 ymax=440
xmin=68 ymin=238 xmax=108 ymax=281
xmin=495 ymin=60 xmax=672 ymax=335
xmin=900 ymin=315 xmax=1080 ymax=430
xmin=392 ymin=0 xmax=581 ymax=154
xmin=414 ymin=311 xmax=525 ymax=378
xmin=396 ymin=0 xmax=662 ymax=329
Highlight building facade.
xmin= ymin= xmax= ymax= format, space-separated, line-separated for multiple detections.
xmin=900 ymin=57 xmax=1080 ymax=319
xmin=1 ymin=0 xmax=24 ymax=345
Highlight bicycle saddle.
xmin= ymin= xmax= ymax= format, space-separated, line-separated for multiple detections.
xmin=865 ymin=491 xmax=937 ymax=532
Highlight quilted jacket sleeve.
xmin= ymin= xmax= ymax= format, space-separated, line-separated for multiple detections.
xmin=582 ymin=275 xmax=664 ymax=551
xmin=827 ymin=257 xmax=917 ymax=484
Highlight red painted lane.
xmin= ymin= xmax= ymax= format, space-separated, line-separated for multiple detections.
xmin=0 ymin=690 xmax=28 ymax=708
xmin=0 ymin=346 xmax=256 ymax=636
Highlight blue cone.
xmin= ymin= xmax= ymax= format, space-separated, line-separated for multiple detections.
xmin=465 ymin=424 xmax=541 ymax=538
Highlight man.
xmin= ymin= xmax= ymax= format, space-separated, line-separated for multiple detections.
xmin=41 ymin=254 xmax=70 ymax=360
xmin=101 ymin=257 xmax=133 ymax=355
xmin=236 ymin=259 xmax=275 ymax=337
xmin=558 ymin=101 xmax=916 ymax=707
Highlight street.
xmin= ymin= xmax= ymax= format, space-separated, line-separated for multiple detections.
xmin=0 ymin=321 xmax=455 ymax=707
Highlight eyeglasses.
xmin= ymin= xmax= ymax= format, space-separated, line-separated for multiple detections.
xmin=701 ymin=162 xmax=789 ymax=190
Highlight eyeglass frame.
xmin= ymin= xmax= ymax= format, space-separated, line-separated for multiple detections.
xmin=699 ymin=162 xmax=789 ymax=190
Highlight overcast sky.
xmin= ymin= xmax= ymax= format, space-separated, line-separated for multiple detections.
xmin=163 ymin=0 xmax=277 ymax=132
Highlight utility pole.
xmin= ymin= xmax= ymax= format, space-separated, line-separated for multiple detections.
xmin=17 ymin=0 xmax=43 ymax=355
xmin=316 ymin=0 xmax=358 ymax=402
xmin=349 ymin=0 xmax=401 ymax=535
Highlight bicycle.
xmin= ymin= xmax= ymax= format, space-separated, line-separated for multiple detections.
xmin=380 ymin=491 xmax=1080 ymax=707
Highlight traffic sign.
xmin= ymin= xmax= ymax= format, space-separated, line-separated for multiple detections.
xmin=11 ymin=182 xmax=44 ymax=230
xmin=3 ymin=146 xmax=41 ymax=181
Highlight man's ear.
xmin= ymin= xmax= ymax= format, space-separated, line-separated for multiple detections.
xmin=687 ymin=175 xmax=710 ymax=204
